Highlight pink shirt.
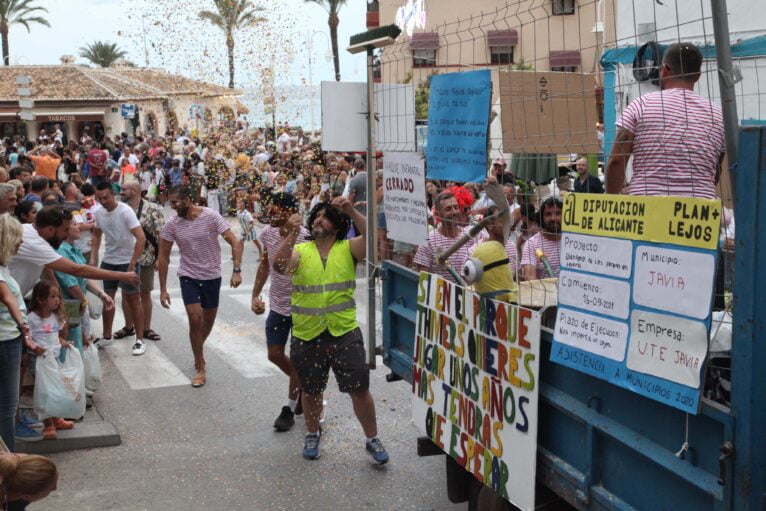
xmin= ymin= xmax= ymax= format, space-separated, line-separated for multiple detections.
xmin=520 ymin=233 xmax=561 ymax=280
xmin=161 ymin=207 xmax=231 ymax=280
xmin=414 ymin=229 xmax=476 ymax=284
xmin=259 ymin=225 xmax=309 ymax=316
xmin=616 ymin=88 xmax=724 ymax=199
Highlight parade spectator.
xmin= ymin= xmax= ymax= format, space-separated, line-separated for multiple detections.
xmin=573 ymin=158 xmax=604 ymax=194
xmin=414 ymin=191 xmax=476 ymax=283
xmin=0 ymin=184 xmax=17 ymax=215
xmin=22 ymin=177 xmax=47 ymax=206
xmin=158 ymin=186 xmax=243 ymax=387
xmin=26 ymin=149 xmax=60 ymax=181
xmin=251 ymin=192 xmax=309 ymax=431
xmin=520 ymin=196 xmax=562 ymax=280
xmin=236 ymin=198 xmax=263 ymax=259
xmin=273 ymin=198 xmax=389 ymax=464
xmin=9 ymin=206 xmax=139 ymax=298
xmin=90 ymin=183 xmax=146 ymax=355
xmin=0 ymin=451 xmax=58 ymax=505
xmin=13 ymin=202 xmax=36 ymax=225
xmin=606 ymin=42 xmax=725 ymax=197
xmin=118 ymin=182 xmax=164 ymax=342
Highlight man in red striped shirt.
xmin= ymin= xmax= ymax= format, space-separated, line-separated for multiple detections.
xmin=606 ymin=42 xmax=725 ymax=198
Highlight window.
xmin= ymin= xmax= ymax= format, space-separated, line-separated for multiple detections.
xmin=490 ymin=46 xmax=514 ymax=65
xmin=413 ymin=49 xmax=436 ymax=67
xmin=552 ymin=0 xmax=575 ymax=15
xmin=551 ymin=66 xmax=578 ymax=72
xmin=367 ymin=0 xmax=379 ymax=12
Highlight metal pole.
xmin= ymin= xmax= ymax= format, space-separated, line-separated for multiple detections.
xmin=365 ymin=46 xmax=378 ymax=368
xmin=308 ymin=32 xmax=315 ymax=134
xmin=141 ymin=16 xmax=149 ymax=67
xmin=711 ymin=0 xmax=739 ymax=205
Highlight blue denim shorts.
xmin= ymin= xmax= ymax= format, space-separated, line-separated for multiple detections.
xmin=265 ymin=311 xmax=292 ymax=347
xmin=101 ymin=262 xmax=141 ymax=295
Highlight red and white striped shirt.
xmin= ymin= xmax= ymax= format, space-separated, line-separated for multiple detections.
xmin=520 ymin=233 xmax=560 ymax=280
xmin=617 ymin=88 xmax=724 ymax=199
xmin=414 ymin=229 xmax=477 ymax=283
xmin=161 ymin=207 xmax=231 ymax=281
xmin=259 ymin=225 xmax=309 ymax=316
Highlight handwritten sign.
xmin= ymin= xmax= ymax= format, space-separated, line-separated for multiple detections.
xmin=426 ymin=70 xmax=492 ymax=183
xmin=414 ymin=272 xmax=541 ymax=511
xmin=551 ymin=194 xmax=721 ymax=414
xmin=383 ymin=152 xmax=428 ymax=246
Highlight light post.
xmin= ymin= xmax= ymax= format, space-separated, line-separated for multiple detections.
xmin=347 ymin=25 xmax=402 ymax=368
xmin=305 ymin=30 xmax=332 ymax=134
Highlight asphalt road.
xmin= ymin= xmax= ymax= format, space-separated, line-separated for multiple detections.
xmin=34 ymin=215 xmax=464 ymax=511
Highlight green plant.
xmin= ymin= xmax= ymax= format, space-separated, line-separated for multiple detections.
xmin=78 ymin=41 xmax=128 ymax=68
xmin=0 ymin=0 xmax=50 ymax=65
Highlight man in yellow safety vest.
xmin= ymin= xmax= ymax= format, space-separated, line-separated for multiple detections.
xmin=274 ymin=196 xmax=388 ymax=464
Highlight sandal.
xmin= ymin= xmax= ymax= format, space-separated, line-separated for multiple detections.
xmin=113 ymin=326 xmax=135 ymax=339
xmin=191 ymin=372 xmax=206 ymax=388
xmin=143 ymin=329 xmax=161 ymax=341
xmin=43 ymin=425 xmax=57 ymax=440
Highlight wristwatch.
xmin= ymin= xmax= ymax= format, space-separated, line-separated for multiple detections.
xmin=233 ymin=267 xmax=242 ymax=273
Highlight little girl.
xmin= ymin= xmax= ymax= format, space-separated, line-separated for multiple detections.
xmin=237 ymin=199 xmax=263 ymax=259
xmin=28 ymin=280 xmax=75 ymax=440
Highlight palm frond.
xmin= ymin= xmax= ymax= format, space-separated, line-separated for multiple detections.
xmin=198 ymin=10 xmax=225 ymax=30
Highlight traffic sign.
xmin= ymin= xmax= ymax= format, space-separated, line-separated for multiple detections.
xmin=15 ymin=76 xmax=31 ymax=85
xmin=19 ymin=111 xmax=36 ymax=121
xmin=120 ymin=103 xmax=136 ymax=119
xmin=16 ymin=87 xmax=31 ymax=96
xmin=19 ymin=99 xmax=34 ymax=109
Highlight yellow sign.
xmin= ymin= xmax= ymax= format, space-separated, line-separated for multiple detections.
xmin=562 ymin=194 xmax=722 ymax=250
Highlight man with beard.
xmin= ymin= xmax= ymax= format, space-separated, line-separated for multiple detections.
xmin=9 ymin=205 xmax=140 ymax=297
xmin=520 ymin=196 xmax=563 ymax=281
xmin=413 ymin=192 xmax=477 ymax=284
xmin=251 ymin=192 xmax=309 ymax=431
xmin=158 ymin=186 xmax=243 ymax=388
xmin=91 ymin=183 xmax=147 ymax=356
xmin=273 ymin=197 xmax=389 ymax=464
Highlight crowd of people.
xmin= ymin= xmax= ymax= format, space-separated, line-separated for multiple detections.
xmin=0 ymin=41 xmax=734 ymax=503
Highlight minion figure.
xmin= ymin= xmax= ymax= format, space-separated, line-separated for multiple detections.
xmin=461 ymin=204 xmax=518 ymax=303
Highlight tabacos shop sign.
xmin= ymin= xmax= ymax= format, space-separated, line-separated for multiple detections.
xmin=395 ymin=0 xmax=427 ymax=38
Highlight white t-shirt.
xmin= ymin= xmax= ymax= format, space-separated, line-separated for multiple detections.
xmin=140 ymin=170 xmax=153 ymax=191
xmin=28 ymin=311 xmax=62 ymax=348
xmin=9 ymin=224 xmax=63 ymax=296
xmin=94 ymin=202 xmax=141 ymax=265
xmin=0 ymin=265 xmax=26 ymax=341
xmin=74 ymin=202 xmax=101 ymax=254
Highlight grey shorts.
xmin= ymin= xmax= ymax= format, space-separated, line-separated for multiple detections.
xmin=140 ymin=264 xmax=155 ymax=291
xmin=101 ymin=262 xmax=140 ymax=295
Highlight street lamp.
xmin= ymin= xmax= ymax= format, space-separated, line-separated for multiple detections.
xmin=305 ymin=30 xmax=332 ymax=135
xmin=346 ymin=24 xmax=401 ymax=368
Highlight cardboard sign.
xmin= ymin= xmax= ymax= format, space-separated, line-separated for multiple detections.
xmin=426 ymin=70 xmax=492 ymax=183
xmin=550 ymin=194 xmax=722 ymax=414
xmin=499 ymin=71 xmax=600 ymax=154
xmin=383 ymin=152 xmax=428 ymax=246
xmin=413 ymin=272 xmax=541 ymax=511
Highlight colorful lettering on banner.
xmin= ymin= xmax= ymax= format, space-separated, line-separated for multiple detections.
xmin=413 ymin=272 xmax=541 ymax=511
xmin=551 ymin=194 xmax=722 ymax=414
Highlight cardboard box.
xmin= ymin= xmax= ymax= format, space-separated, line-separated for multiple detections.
xmin=500 ymin=70 xmax=600 ymax=154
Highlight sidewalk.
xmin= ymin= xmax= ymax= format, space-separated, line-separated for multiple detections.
xmin=17 ymin=399 xmax=121 ymax=455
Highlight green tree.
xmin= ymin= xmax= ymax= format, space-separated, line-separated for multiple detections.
xmin=199 ymin=0 xmax=267 ymax=88
xmin=304 ymin=0 xmax=347 ymax=81
xmin=0 ymin=0 xmax=50 ymax=66
xmin=78 ymin=41 xmax=128 ymax=68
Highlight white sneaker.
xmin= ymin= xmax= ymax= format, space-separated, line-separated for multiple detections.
xmin=132 ymin=340 xmax=146 ymax=356
xmin=95 ymin=336 xmax=114 ymax=349
xmin=85 ymin=389 xmax=94 ymax=397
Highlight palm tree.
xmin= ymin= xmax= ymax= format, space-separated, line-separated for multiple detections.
xmin=0 ymin=0 xmax=51 ymax=66
xmin=304 ymin=0 xmax=347 ymax=81
xmin=198 ymin=0 xmax=267 ymax=89
xmin=79 ymin=41 xmax=128 ymax=68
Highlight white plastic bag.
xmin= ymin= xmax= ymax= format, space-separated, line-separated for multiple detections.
xmin=33 ymin=347 xmax=87 ymax=419
xmin=83 ymin=342 xmax=102 ymax=391
xmin=88 ymin=293 xmax=102 ymax=320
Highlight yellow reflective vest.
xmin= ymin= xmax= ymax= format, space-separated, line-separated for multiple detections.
xmin=291 ymin=240 xmax=358 ymax=341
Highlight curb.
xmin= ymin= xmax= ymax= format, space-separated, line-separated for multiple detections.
xmin=17 ymin=401 xmax=121 ymax=454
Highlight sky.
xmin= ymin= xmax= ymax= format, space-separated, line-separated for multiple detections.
xmin=7 ymin=0 xmax=370 ymax=127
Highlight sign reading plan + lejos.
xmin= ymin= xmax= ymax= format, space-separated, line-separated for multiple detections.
xmin=551 ymin=194 xmax=722 ymax=414
xmin=413 ymin=272 xmax=541 ymax=511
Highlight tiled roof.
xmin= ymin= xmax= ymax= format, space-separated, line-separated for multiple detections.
xmin=0 ymin=65 xmax=240 ymax=102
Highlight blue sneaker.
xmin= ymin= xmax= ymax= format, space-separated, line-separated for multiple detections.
xmin=366 ymin=438 xmax=389 ymax=464
xmin=19 ymin=412 xmax=43 ymax=431
xmin=302 ymin=431 xmax=321 ymax=460
xmin=14 ymin=423 xmax=43 ymax=442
